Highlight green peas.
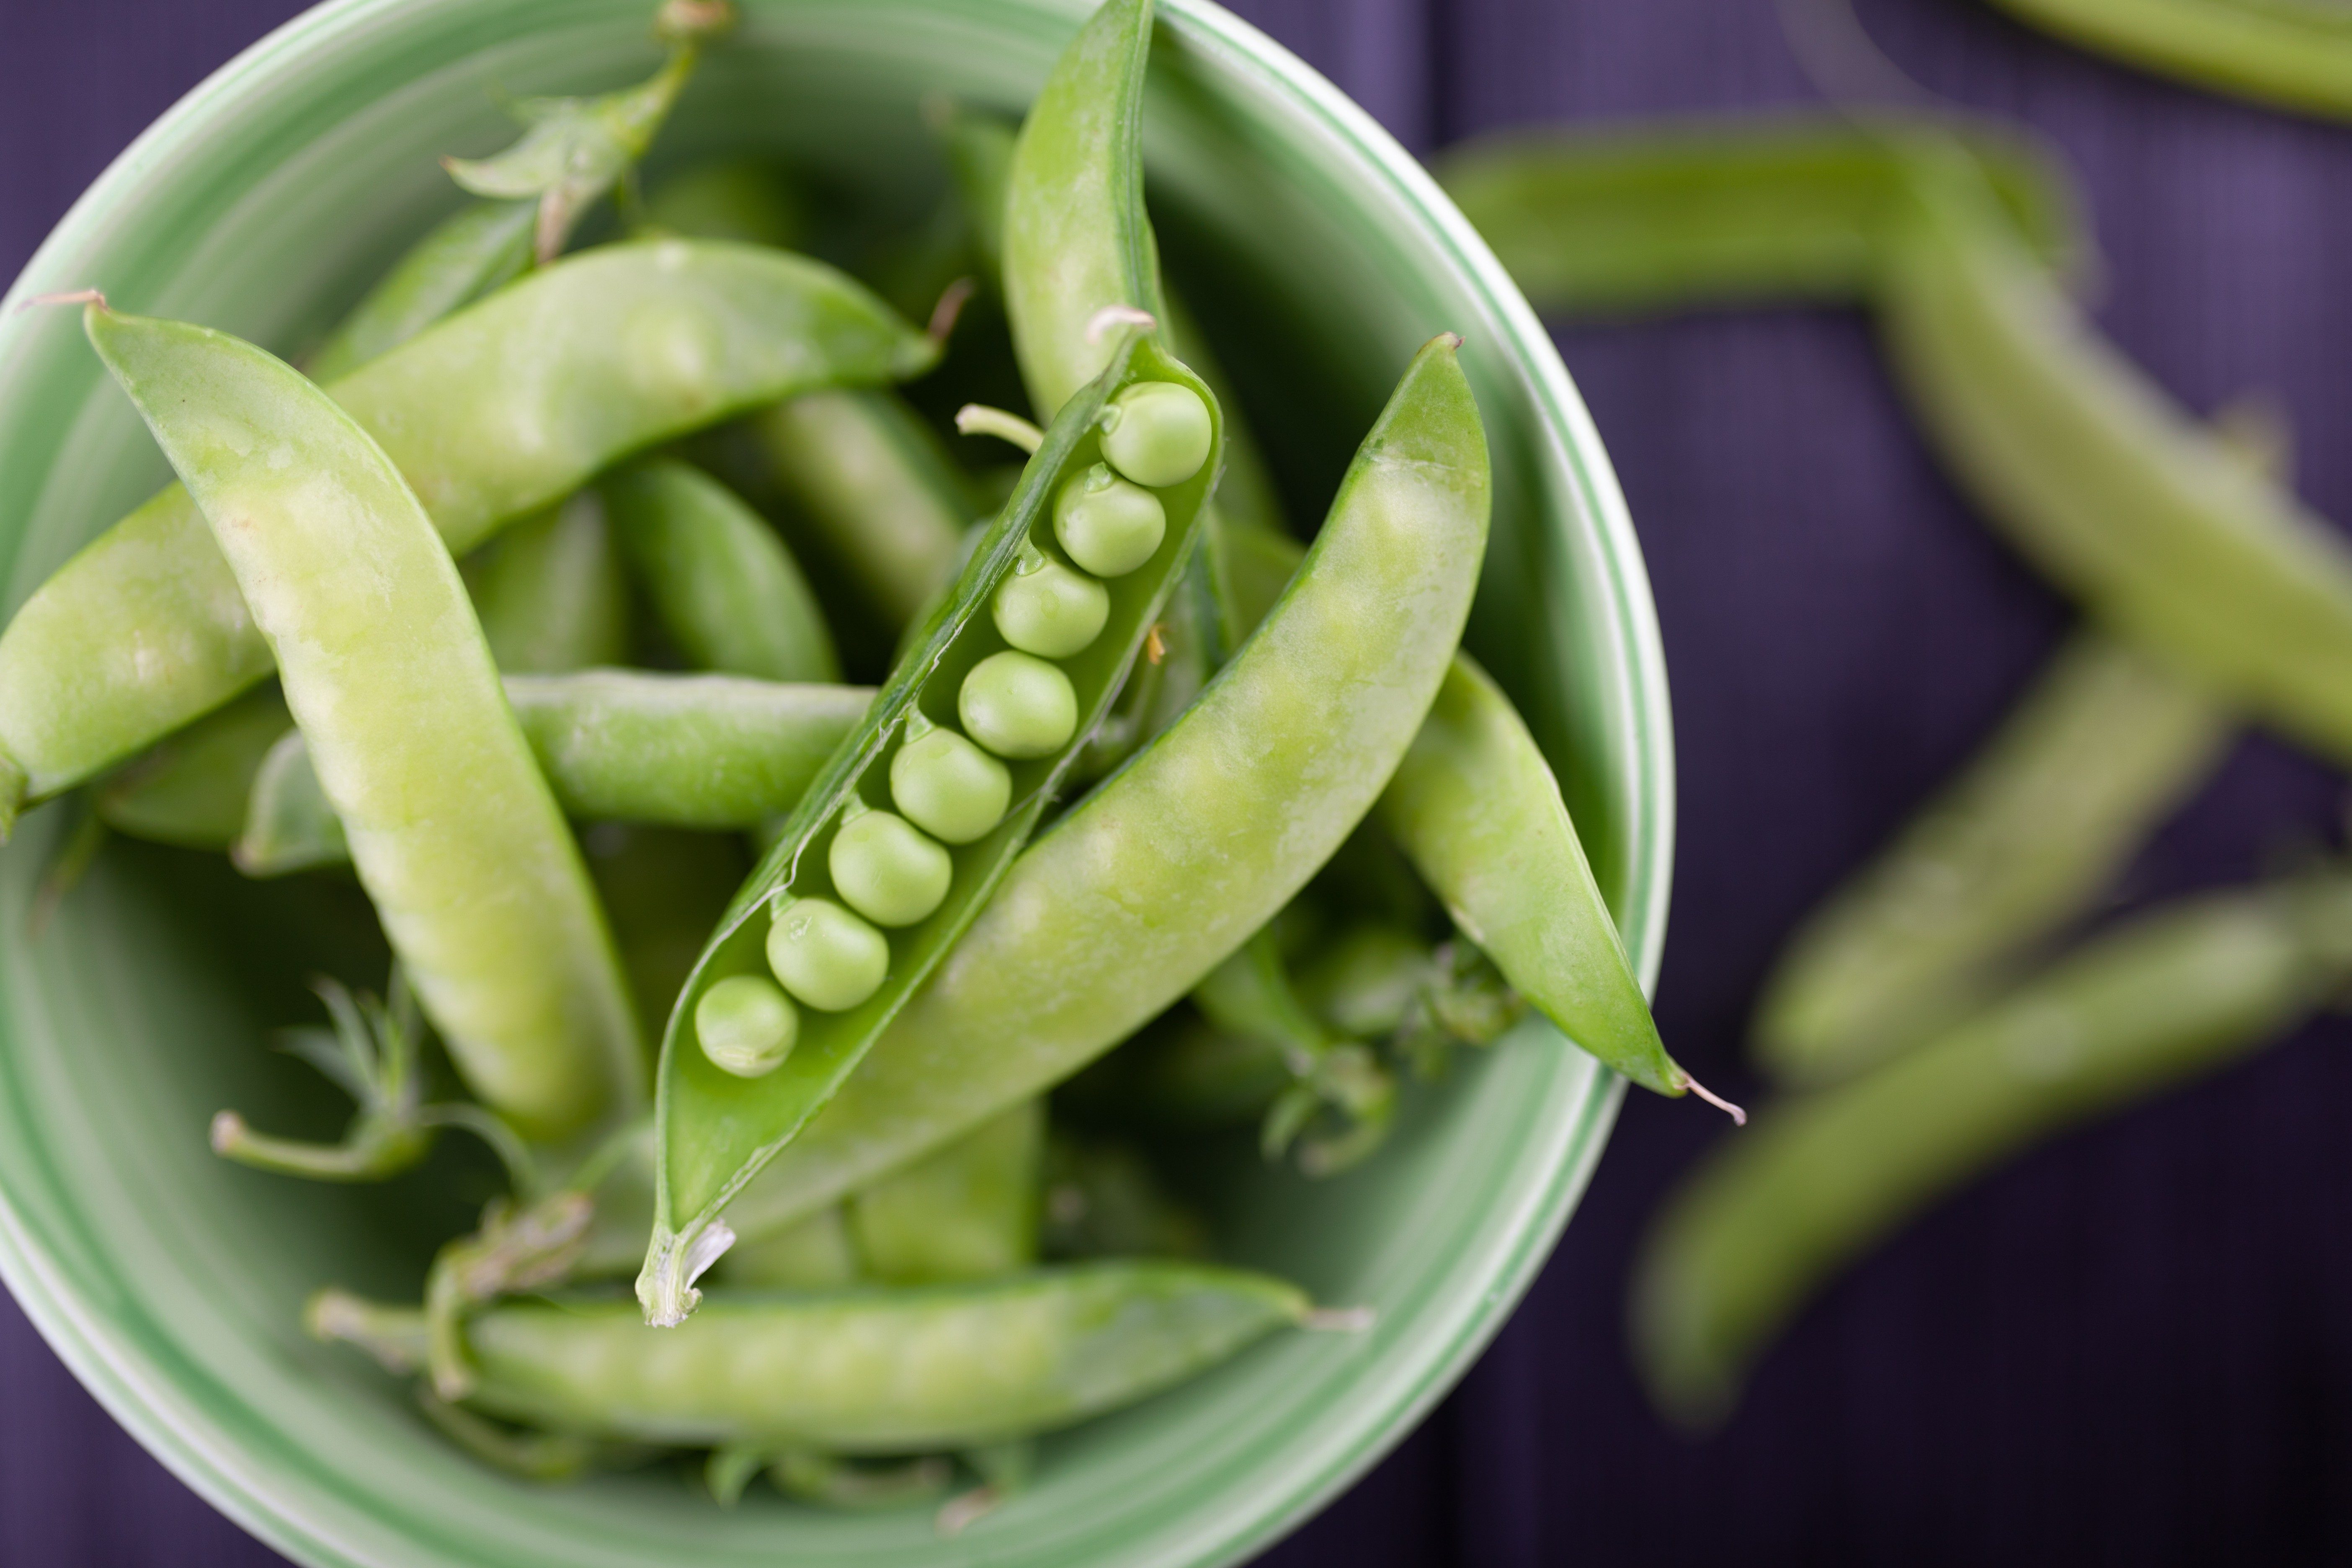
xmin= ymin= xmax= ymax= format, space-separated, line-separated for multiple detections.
xmin=959 ymin=651 xmax=1078 ymax=758
xmin=993 ymin=546 xmax=1109 ymax=656
xmin=889 ymin=720 xmax=1011 ymax=844
xmin=766 ymin=897 xmax=890 ymax=1012
xmin=1099 ymin=380 xmax=1213 ymax=488
xmin=1053 ymin=463 xmax=1166 ymax=577
xmin=829 ymin=805 xmax=952 ymax=927
xmin=695 ymin=975 xmax=799 ymax=1078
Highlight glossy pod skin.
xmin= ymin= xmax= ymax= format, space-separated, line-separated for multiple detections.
xmin=83 ymin=304 xmax=639 ymax=1142
xmin=234 ymin=671 xmax=873 ymax=874
xmin=1875 ymin=153 xmax=2352 ymax=771
xmin=1985 ymin=0 xmax=2352 ymax=122
xmin=1634 ymin=875 xmax=2352 ymax=1426
xmin=638 ymin=332 xmax=1222 ymax=1325
xmin=1433 ymin=113 xmax=2091 ymax=319
xmin=318 ymin=1263 xmax=1308 ymax=1453
xmin=0 ymin=239 xmax=934 ymax=827
xmin=717 ymin=335 xmax=1487 ymax=1243
xmin=601 ymin=459 xmax=839 ymax=683
xmin=848 ymin=1098 xmax=1044 ymax=1285
xmin=1753 ymin=633 xmax=2228 ymax=1084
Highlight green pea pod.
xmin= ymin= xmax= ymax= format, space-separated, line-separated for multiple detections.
xmin=1634 ymin=873 xmax=2352 ymax=1426
xmin=750 ymin=390 xmax=971 ymax=631
xmin=469 ymin=495 xmax=632 ymax=674
xmin=849 ymin=1098 xmax=1043 ymax=1284
xmin=1434 ymin=112 xmax=2091 ymax=318
xmin=235 ymin=671 xmax=873 ymax=873
xmin=638 ymin=331 xmax=1222 ymax=1324
xmin=1985 ymin=0 xmax=2352 ymax=122
xmin=1754 ymin=633 xmax=2228 ymax=1084
xmin=1877 ymin=150 xmax=2352 ymax=770
xmin=717 ymin=335 xmax=1487 ymax=1244
xmin=644 ymin=158 xmax=811 ymax=250
xmin=307 ymin=202 xmax=536 ymax=383
xmin=83 ymin=303 xmax=639 ymax=1142
xmin=932 ymin=100 xmax=1016 ymax=281
xmin=313 ymin=1261 xmax=1310 ymax=1452
xmin=601 ymin=459 xmax=839 ymax=683
xmin=93 ymin=683 xmax=290 ymax=848
xmin=0 ymin=240 xmax=936 ymax=828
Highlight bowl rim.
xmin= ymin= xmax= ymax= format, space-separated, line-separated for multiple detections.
xmin=0 ymin=1 xmax=1674 ymax=1563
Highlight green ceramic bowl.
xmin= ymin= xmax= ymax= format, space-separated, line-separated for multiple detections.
xmin=0 ymin=1 xmax=1671 ymax=1563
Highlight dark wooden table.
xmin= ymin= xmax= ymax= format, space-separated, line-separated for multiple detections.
xmin=8 ymin=1 xmax=2352 ymax=1561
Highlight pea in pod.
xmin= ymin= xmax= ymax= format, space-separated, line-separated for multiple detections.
xmin=717 ymin=335 xmax=1487 ymax=1243
xmin=1635 ymin=872 xmax=2352 ymax=1425
xmin=234 ymin=671 xmax=872 ymax=874
xmin=80 ymin=301 xmax=639 ymax=1142
xmin=638 ymin=329 xmax=1222 ymax=1325
xmin=0 ymin=239 xmax=935 ymax=827
xmin=314 ymin=1261 xmax=1308 ymax=1453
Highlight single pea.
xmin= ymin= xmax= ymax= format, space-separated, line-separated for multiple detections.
xmin=830 ymin=805 xmax=953 ymax=928
xmin=1054 ymin=464 xmax=1166 ymax=578
xmin=960 ymin=651 xmax=1078 ymax=759
xmin=767 ymin=897 xmax=890 ymax=1012
xmin=891 ymin=721 xmax=1012 ymax=844
xmin=695 ymin=975 xmax=800 ymax=1078
xmin=994 ymin=546 xmax=1109 ymax=657
xmin=1098 ymin=380 xmax=1212 ymax=489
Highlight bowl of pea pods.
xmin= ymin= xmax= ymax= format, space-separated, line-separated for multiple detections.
xmin=0 ymin=0 xmax=1674 ymax=1562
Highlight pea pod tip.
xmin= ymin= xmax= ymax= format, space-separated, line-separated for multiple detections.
xmin=16 ymin=287 xmax=106 ymax=315
xmin=1680 ymin=1074 xmax=1747 ymax=1125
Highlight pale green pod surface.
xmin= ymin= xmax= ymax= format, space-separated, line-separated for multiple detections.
xmin=464 ymin=1263 xmax=1308 ymax=1450
xmin=850 ymin=1098 xmax=1043 ymax=1285
xmin=238 ymin=671 xmax=873 ymax=872
xmin=85 ymin=305 xmax=640 ymax=1142
xmin=639 ymin=333 xmax=1222 ymax=1326
xmin=308 ymin=201 xmax=536 ymax=383
xmin=727 ymin=336 xmax=1487 ymax=1233
xmin=1434 ymin=112 xmax=2092 ymax=319
xmin=1986 ymin=0 xmax=2352 ymax=123
xmin=1754 ymin=632 xmax=2228 ymax=1084
xmin=601 ymin=458 xmax=838 ymax=683
xmin=470 ymin=493 xmax=632 ymax=674
xmin=1002 ymin=0 xmax=1159 ymax=418
xmin=1876 ymin=158 xmax=2352 ymax=770
xmin=0 ymin=240 xmax=934 ymax=822
xmin=752 ymin=389 xmax=970 ymax=629
xmin=1379 ymin=653 xmax=1683 ymax=1096
xmin=1633 ymin=877 xmax=2352 ymax=1427
xmin=95 ymin=684 xmax=289 ymax=850
xmin=509 ymin=671 xmax=870 ymax=828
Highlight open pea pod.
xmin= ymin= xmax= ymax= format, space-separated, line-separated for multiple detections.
xmin=639 ymin=330 xmax=1221 ymax=1324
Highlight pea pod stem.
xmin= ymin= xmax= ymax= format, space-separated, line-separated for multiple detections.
xmin=83 ymin=302 xmax=640 ymax=1141
xmin=1635 ymin=872 xmax=2352 ymax=1426
xmin=0 ymin=240 xmax=935 ymax=829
